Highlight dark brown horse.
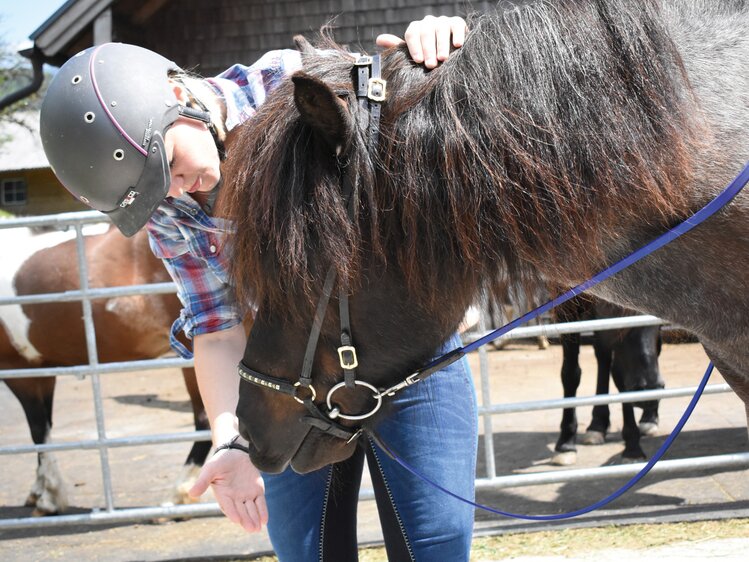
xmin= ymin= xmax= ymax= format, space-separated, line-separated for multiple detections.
xmin=0 ymin=226 xmax=210 ymax=515
xmin=219 ymin=0 xmax=749 ymax=474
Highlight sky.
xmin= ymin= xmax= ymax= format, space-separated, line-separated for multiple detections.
xmin=0 ymin=0 xmax=69 ymax=50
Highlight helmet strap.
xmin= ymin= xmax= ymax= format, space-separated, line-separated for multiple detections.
xmin=178 ymin=92 xmax=227 ymax=162
xmin=178 ymin=104 xmax=211 ymax=124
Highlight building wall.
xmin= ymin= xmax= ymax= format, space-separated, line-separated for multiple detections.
xmin=0 ymin=169 xmax=86 ymax=217
xmin=118 ymin=0 xmax=494 ymax=76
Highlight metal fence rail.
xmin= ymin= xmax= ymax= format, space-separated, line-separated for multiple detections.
xmin=1 ymin=211 xmax=747 ymax=531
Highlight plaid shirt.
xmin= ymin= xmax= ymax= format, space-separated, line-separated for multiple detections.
xmin=146 ymin=49 xmax=302 ymax=358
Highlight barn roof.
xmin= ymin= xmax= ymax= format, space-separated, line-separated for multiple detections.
xmin=30 ymin=0 xmax=114 ymax=62
xmin=29 ymin=0 xmax=173 ymax=68
xmin=0 ymin=112 xmax=49 ymax=172
xmin=26 ymin=1 xmax=477 ymax=77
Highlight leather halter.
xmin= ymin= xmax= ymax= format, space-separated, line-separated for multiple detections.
xmin=237 ymin=54 xmax=474 ymax=441
xmin=237 ymin=55 xmax=390 ymax=442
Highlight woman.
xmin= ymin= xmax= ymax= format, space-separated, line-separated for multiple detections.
xmin=40 ymin=16 xmax=475 ymax=561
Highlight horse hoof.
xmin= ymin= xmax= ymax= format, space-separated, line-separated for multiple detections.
xmin=31 ymin=507 xmax=59 ymax=517
xmin=580 ymin=431 xmax=606 ymax=445
xmin=171 ymin=464 xmax=202 ymax=506
xmin=550 ymin=451 xmax=577 ymax=466
xmin=639 ymin=422 xmax=659 ymax=436
xmin=537 ymin=336 xmax=550 ymax=350
xmin=620 ymin=455 xmax=646 ymax=464
xmin=24 ymin=493 xmax=39 ymax=507
xmin=150 ymin=464 xmax=203 ymax=523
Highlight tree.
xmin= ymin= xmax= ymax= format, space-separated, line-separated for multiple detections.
xmin=0 ymin=28 xmax=49 ymax=144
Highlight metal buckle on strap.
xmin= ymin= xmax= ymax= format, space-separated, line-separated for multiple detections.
xmin=367 ymin=78 xmax=387 ymax=102
xmin=354 ymin=56 xmax=373 ymax=66
xmin=337 ymin=345 xmax=359 ymax=370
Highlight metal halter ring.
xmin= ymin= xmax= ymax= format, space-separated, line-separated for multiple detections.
xmin=293 ymin=382 xmax=317 ymax=404
xmin=326 ymin=380 xmax=383 ymax=421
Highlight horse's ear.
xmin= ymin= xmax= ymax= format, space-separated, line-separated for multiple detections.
xmin=292 ymin=72 xmax=352 ymax=151
xmin=293 ymin=35 xmax=315 ymax=55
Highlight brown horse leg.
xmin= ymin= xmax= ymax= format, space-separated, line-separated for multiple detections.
xmin=6 ymin=376 xmax=68 ymax=515
xmin=169 ymin=367 xmax=212 ymax=505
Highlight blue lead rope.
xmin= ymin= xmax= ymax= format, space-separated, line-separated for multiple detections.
xmin=371 ymin=362 xmax=713 ymax=520
xmin=372 ymin=160 xmax=749 ymax=520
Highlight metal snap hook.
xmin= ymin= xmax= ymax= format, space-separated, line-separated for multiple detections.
xmin=326 ymin=380 xmax=382 ymax=421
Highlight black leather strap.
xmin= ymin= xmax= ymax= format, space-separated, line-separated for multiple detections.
xmin=238 ymin=361 xmax=298 ymax=395
xmin=299 ymin=266 xmax=338 ymax=388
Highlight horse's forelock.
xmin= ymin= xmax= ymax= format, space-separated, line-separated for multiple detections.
xmin=219 ymin=48 xmax=376 ymax=317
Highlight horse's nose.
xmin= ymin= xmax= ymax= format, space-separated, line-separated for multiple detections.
xmin=237 ymin=419 xmax=254 ymax=448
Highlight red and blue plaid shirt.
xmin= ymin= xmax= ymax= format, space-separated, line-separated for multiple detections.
xmin=146 ymin=49 xmax=302 ymax=358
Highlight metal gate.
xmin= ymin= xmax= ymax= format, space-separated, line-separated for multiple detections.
xmin=1 ymin=211 xmax=748 ymax=531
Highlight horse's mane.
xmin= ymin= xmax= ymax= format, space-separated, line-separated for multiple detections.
xmin=220 ymin=0 xmax=705 ymax=314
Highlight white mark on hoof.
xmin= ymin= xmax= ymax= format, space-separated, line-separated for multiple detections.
xmin=30 ymin=452 xmax=68 ymax=516
xmin=550 ymin=451 xmax=577 ymax=466
xmin=639 ymin=422 xmax=659 ymax=436
xmin=152 ymin=463 xmax=204 ymax=524
xmin=580 ymin=431 xmax=606 ymax=445
xmin=171 ymin=463 xmax=202 ymax=505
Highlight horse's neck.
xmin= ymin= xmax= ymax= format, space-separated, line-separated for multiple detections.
xmin=664 ymin=0 xmax=749 ymax=177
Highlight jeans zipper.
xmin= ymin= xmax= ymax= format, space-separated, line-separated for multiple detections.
xmin=370 ymin=445 xmax=415 ymax=561
xmin=318 ymin=466 xmax=334 ymax=562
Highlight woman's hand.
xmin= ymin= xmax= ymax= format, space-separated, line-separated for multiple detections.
xmin=376 ymin=15 xmax=468 ymax=69
xmin=189 ymin=445 xmax=268 ymax=533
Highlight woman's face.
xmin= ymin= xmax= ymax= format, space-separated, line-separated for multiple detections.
xmin=164 ymin=116 xmax=221 ymax=198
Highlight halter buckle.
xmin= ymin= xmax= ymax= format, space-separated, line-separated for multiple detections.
xmin=337 ymin=345 xmax=359 ymax=370
xmin=367 ymin=78 xmax=387 ymax=102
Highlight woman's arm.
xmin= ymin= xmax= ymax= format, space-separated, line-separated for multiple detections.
xmin=187 ymin=324 xmax=269 ymax=533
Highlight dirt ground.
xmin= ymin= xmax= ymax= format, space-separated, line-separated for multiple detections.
xmin=1 ymin=339 xmax=748 ymax=561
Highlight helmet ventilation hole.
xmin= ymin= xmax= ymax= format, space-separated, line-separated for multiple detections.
xmin=113 ymin=149 xmax=125 ymax=161
xmin=71 ymin=75 xmax=82 ymax=85
xmin=84 ymin=112 xmax=96 ymax=123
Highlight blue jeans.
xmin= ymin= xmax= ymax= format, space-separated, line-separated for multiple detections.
xmin=262 ymin=334 xmax=478 ymax=561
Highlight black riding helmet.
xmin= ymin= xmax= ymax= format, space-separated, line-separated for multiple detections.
xmin=41 ymin=43 xmax=189 ymax=237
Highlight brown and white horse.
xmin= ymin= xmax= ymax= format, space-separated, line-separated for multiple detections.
xmin=0 ymin=225 xmax=210 ymax=515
